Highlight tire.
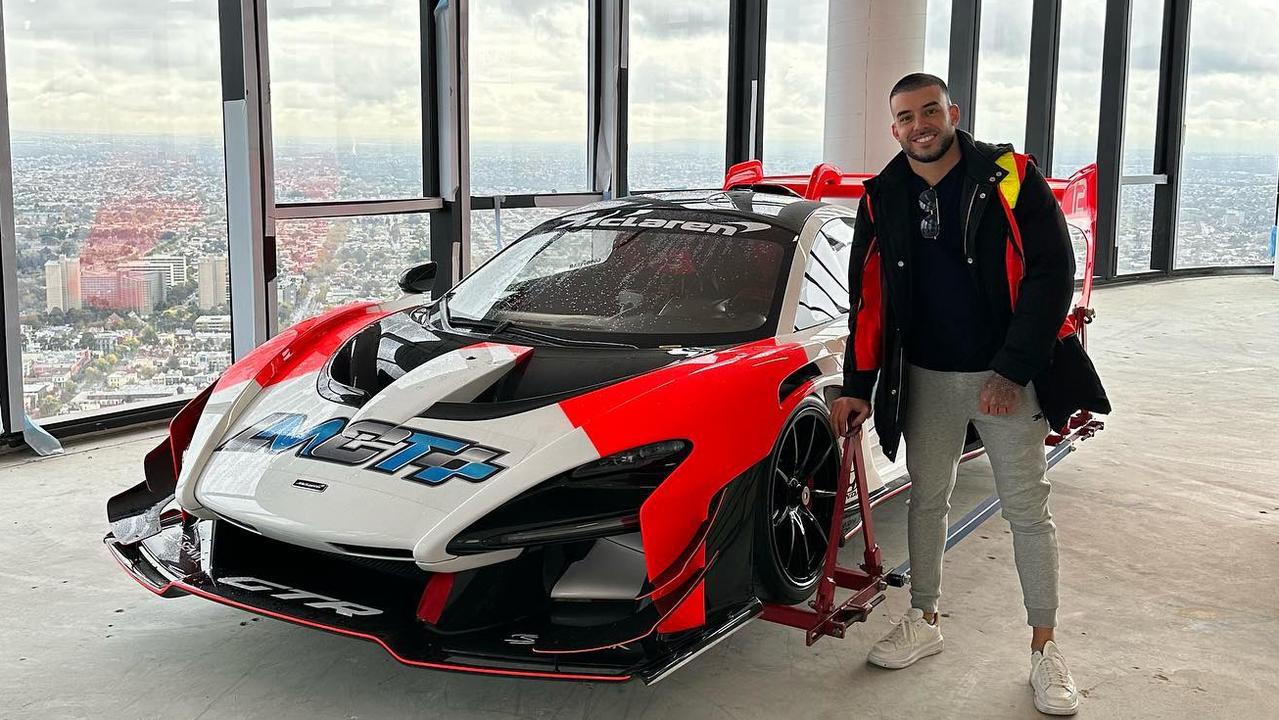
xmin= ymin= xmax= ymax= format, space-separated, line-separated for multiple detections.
xmin=752 ymin=397 xmax=841 ymax=605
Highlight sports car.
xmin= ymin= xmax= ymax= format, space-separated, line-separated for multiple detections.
xmin=106 ymin=162 xmax=1100 ymax=683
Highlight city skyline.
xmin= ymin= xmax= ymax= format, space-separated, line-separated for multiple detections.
xmin=12 ymin=134 xmax=1274 ymax=424
xmin=5 ymin=0 xmax=1278 ymax=422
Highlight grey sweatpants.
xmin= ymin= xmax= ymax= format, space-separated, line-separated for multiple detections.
xmin=903 ymin=364 xmax=1060 ymax=628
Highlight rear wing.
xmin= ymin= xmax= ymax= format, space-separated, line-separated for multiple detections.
xmin=723 ymin=159 xmax=1099 ymax=333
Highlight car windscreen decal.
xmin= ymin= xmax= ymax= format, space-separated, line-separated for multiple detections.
xmin=554 ymin=209 xmax=774 ymax=236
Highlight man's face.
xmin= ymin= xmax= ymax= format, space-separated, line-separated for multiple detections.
xmin=889 ymin=86 xmax=961 ymax=163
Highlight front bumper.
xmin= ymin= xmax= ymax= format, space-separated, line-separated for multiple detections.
xmin=105 ymin=514 xmax=758 ymax=684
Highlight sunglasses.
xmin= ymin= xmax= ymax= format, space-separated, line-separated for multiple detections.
xmin=919 ymin=187 xmax=939 ymax=240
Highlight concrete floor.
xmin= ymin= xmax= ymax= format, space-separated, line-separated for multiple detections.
xmin=2 ymin=276 xmax=1276 ymax=720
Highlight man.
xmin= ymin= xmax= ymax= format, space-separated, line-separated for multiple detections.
xmin=830 ymin=73 xmax=1079 ymax=716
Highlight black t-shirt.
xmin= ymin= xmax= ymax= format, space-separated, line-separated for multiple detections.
xmin=906 ymin=157 xmax=1002 ymax=372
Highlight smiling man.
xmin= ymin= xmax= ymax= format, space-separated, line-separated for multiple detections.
xmin=829 ymin=74 xmax=1079 ymax=715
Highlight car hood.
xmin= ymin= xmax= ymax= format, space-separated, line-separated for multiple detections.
xmin=171 ymin=303 xmax=690 ymax=568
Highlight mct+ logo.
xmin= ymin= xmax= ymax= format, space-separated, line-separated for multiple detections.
xmin=218 ymin=412 xmax=506 ymax=486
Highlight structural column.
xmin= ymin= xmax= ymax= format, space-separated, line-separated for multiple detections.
xmin=218 ymin=0 xmax=274 ymax=357
xmin=589 ymin=0 xmax=627 ymax=198
xmin=1024 ymin=0 xmax=1062 ymax=175
xmin=0 ymin=8 xmax=22 ymax=436
xmin=429 ymin=0 xmax=471 ymax=295
xmin=823 ymin=0 xmax=928 ymax=173
xmin=948 ymin=0 xmax=980 ymax=135
xmin=1149 ymin=0 xmax=1191 ymax=272
xmin=1094 ymin=0 xmax=1133 ymax=280
xmin=726 ymin=0 xmax=767 ymax=169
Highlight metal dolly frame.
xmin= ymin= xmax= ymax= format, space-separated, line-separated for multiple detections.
xmin=759 ymin=429 xmax=885 ymax=645
xmin=759 ymin=413 xmax=1105 ymax=644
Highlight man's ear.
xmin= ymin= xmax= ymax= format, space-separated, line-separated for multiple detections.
xmin=890 ymin=122 xmax=901 ymax=142
xmin=949 ymin=103 xmax=962 ymax=127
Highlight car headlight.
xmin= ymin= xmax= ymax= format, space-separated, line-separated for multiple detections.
xmin=570 ymin=440 xmax=689 ymax=479
xmin=447 ymin=440 xmax=691 ymax=554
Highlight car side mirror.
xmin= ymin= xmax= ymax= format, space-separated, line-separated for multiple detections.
xmin=397 ymin=262 xmax=437 ymax=294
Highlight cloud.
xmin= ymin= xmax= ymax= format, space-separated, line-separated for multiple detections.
xmin=3 ymin=0 xmax=1276 ymax=159
xmin=765 ymin=0 xmax=829 ymax=43
xmin=630 ymin=0 xmax=730 ymax=39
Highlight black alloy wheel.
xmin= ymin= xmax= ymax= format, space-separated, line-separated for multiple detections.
xmin=753 ymin=398 xmax=841 ymax=604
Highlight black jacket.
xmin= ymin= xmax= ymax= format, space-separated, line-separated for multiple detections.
xmin=841 ymin=131 xmax=1076 ymax=461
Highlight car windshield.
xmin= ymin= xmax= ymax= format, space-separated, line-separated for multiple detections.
xmin=446 ymin=209 xmax=794 ymax=347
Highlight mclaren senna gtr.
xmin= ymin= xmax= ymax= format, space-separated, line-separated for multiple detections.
xmin=106 ymin=165 xmax=1100 ymax=684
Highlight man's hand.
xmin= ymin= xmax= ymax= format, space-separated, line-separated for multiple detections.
xmin=831 ymin=397 xmax=872 ymax=436
xmin=979 ymin=372 xmax=1022 ymax=416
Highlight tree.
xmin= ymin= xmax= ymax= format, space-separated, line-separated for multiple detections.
xmin=81 ymin=366 xmax=105 ymax=387
xmin=38 ymin=395 xmax=60 ymax=418
xmin=78 ymin=332 xmax=96 ymax=350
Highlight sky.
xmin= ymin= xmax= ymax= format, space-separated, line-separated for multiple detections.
xmin=3 ymin=0 xmax=1277 ymax=157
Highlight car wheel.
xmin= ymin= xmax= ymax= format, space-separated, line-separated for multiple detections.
xmin=753 ymin=397 xmax=841 ymax=605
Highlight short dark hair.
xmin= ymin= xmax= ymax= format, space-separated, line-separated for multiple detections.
xmin=890 ymin=73 xmax=950 ymax=101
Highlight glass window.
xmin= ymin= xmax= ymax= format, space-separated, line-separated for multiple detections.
xmin=469 ymin=1 xmax=589 ymax=195
xmin=275 ymin=214 xmax=431 ymax=329
xmin=1123 ymin=0 xmax=1163 ymax=174
xmin=974 ymin=0 xmax=1033 ymax=149
xmin=266 ymin=0 xmax=422 ymax=203
xmin=1175 ymin=0 xmax=1278 ymax=268
xmin=5 ymin=1 xmax=230 ymax=422
xmin=470 ymin=206 xmax=577 ymax=270
xmin=1116 ymin=184 xmax=1155 ymax=274
xmin=449 ymin=211 xmax=791 ymax=345
xmin=628 ymin=0 xmax=730 ymax=191
xmin=924 ymin=0 xmax=952 ymax=81
xmin=796 ymin=220 xmax=852 ymax=330
xmin=1051 ymin=0 xmax=1104 ymax=177
xmin=763 ymin=0 xmax=828 ymax=174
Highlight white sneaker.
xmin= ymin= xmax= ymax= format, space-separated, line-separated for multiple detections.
xmin=1030 ymin=641 xmax=1080 ymax=715
xmin=866 ymin=608 xmax=944 ymax=669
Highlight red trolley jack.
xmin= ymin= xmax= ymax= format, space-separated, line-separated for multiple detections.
xmin=760 ymin=430 xmax=887 ymax=645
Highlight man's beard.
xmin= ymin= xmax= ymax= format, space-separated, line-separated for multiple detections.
xmin=902 ymin=129 xmax=956 ymax=163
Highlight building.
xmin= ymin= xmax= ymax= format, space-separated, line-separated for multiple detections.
xmin=79 ymin=384 xmax=181 ymax=408
xmin=24 ymin=349 xmax=91 ymax=383
xmin=118 ymin=254 xmax=189 ymax=288
xmin=124 ymin=268 xmax=167 ymax=313
xmin=43 ymin=256 xmax=81 ymax=312
xmin=197 ymin=255 xmax=229 ymax=310
xmin=193 ymin=314 xmax=232 ymax=333
xmin=81 ymin=269 xmax=166 ymax=315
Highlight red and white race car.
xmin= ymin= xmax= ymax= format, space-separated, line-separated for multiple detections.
xmin=106 ymin=161 xmax=1101 ymax=683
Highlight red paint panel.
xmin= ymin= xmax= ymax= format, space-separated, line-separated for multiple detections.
xmin=168 ymin=382 xmax=215 ymax=477
xmin=216 ymin=302 xmax=393 ymax=391
xmin=1001 ymin=191 xmax=1026 ymax=310
xmin=803 ymin=163 xmax=844 ymax=200
xmin=722 ymin=159 xmax=764 ymax=190
xmin=559 ymin=338 xmax=813 ymax=632
xmin=416 ymin=572 xmax=454 ymax=624
xmin=854 ymin=241 xmax=883 ymax=370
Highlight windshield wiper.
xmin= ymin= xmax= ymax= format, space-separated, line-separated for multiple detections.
xmin=487 ymin=323 xmax=638 ymax=349
xmin=436 ymin=294 xmax=637 ymax=349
